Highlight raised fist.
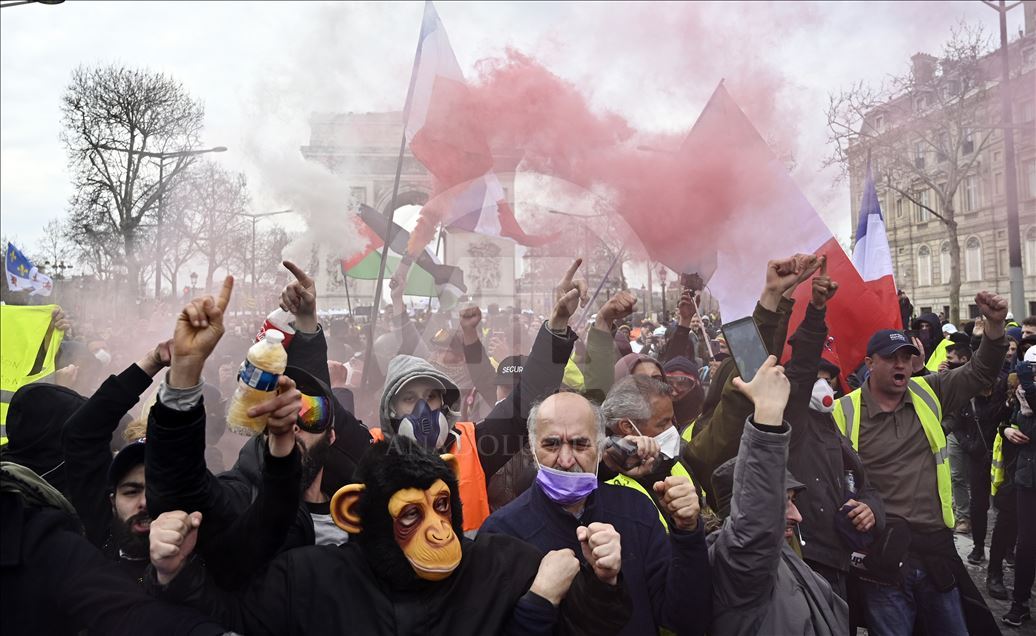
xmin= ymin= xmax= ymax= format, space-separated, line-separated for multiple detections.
xmin=530 ymin=549 xmax=581 ymax=607
xmin=576 ymin=522 xmax=622 ymax=585
xmin=652 ymin=475 xmax=701 ymax=532
xmin=150 ymin=510 xmax=203 ymax=586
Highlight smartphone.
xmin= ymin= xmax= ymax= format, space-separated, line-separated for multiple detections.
xmin=604 ymin=436 xmax=644 ymax=470
xmin=721 ymin=317 xmax=770 ymax=383
xmin=680 ymin=272 xmax=705 ymax=292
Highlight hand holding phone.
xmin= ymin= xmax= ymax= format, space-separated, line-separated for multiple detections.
xmin=721 ymin=317 xmax=770 ymax=383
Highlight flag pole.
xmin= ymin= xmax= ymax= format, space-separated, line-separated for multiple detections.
xmin=361 ymin=3 xmax=427 ymax=396
xmin=575 ymin=246 xmax=625 ymax=331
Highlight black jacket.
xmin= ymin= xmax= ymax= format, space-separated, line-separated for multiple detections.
xmin=945 ymin=374 xmax=1008 ymax=460
xmin=62 ymin=363 xmax=153 ymax=549
xmin=1 ymin=491 xmax=222 ymax=636
xmin=146 ymin=399 xmax=305 ymax=588
xmin=148 ymin=532 xmax=632 ymax=636
xmin=784 ymin=303 xmax=886 ymax=573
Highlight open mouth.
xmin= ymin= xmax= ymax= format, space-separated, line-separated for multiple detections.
xmin=132 ymin=519 xmax=152 ymax=534
xmin=892 ymin=372 xmax=907 ymax=384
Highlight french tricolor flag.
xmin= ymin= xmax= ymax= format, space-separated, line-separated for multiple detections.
xmin=851 ymin=159 xmax=898 ymax=312
xmin=404 ymin=2 xmax=554 ymax=247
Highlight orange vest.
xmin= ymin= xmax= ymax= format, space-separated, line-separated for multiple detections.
xmin=368 ymin=421 xmax=490 ymax=532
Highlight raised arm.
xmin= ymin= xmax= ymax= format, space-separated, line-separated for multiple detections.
xmin=64 ymin=341 xmax=170 ymax=548
xmin=475 ymin=259 xmax=585 ymax=478
xmin=459 ymin=306 xmax=499 ymax=405
xmin=711 ymin=356 xmax=792 ymax=611
xmin=583 ymin=291 xmax=637 ymax=402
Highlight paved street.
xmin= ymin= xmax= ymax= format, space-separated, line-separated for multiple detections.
xmin=954 ymin=517 xmax=1035 ymax=635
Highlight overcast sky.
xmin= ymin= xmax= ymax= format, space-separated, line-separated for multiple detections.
xmin=0 ymin=1 xmax=1025 ymax=256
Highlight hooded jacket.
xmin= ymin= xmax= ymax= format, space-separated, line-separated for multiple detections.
xmin=707 ymin=421 xmax=849 ymax=636
xmin=378 ymin=322 xmax=578 ymax=480
xmin=1 ymin=383 xmax=86 ymax=496
xmin=910 ymin=313 xmax=943 ymax=363
xmin=613 ymin=353 xmax=665 ymax=383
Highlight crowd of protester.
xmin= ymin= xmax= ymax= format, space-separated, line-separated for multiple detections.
xmin=1 ymin=250 xmax=1031 ymax=635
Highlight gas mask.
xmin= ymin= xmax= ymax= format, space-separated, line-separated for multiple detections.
xmin=809 ymin=378 xmax=835 ymax=413
xmin=393 ymin=399 xmax=452 ymax=451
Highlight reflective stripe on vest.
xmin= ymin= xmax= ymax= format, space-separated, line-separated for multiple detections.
xmin=991 ymin=431 xmax=1005 ymax=497
xmin=366 ymin=423 xmax=490 ymax=532
xmin=831 ymin=377 xmax=953 ymax=528
xmin=605 ymin=461 xmax=692 ymax=533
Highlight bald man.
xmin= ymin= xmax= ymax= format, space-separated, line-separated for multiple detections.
xmin=480 ymin=391 xmax=713 ymax=635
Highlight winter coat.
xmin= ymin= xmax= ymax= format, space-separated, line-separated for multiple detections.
xmin=481 ymin=480 xmax=712 ymax=636
xmin=707 ymin=420 xmax=849 ymax=636
xmin=1 ymin=477 xmax=222 ymax=636
xmin=784 ymin=303 xmax=886 ymax=572
xmin=683 ymin=298 xmax=793 ymax=500
xmin=147 ymin=532 xmax=632 ymax=636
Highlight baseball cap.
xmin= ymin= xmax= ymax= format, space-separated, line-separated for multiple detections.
xmin=942 ymin=323 xmax=958 ymax=335
xmin=108 ymin=438 xmax=146 ymax=490
xmin=866 ymin=330 xmax=921 ymax=358
xmin=495 ymin=355 xmax=527 ymax=386
xmin=285 ymin=365 xmax=335 ymax=434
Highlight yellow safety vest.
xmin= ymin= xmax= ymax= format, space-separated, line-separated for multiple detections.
xmin=606 ymin=461 xmax=693 ymax=533
xmin=831 ymin=377 xmax=954 ymax=529
xmin=680 ymin=419 xmax=697 ymax=443
xmin=990 ymin=425 xmax=1019 ymax=497
xmin=924 ymin=339 xmax=953 ymax=373
xmin=0 ymin=304 xmax=63 ymax=444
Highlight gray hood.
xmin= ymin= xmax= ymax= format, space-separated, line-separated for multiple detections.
xmin=379 ymin=354 xmax=461 ymax=430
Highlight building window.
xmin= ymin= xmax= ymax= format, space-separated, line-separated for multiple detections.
xmin=994 ymin=150 xmax=1002 ymax=164
xmin=896 ymin=198 xmax=905 ymax=218
xmin=940 ymin=242 xmax=951 ymax=285
xmin=1019 ymin=99 xmax=1035 ymax=123
xmin=999 ymin=248 xmax=1009 ymax=277
xmin=914 ymin=142 xmax=926 ymax=169
xmin=961 ymin=128 xmax=974 ymax=155
xmin=915 ymin=95 xmax=927 ymax=111
xmin=1025 ymin=159 xmax=1036 ymax=199
xmin=875 ymin=115 xmax=884 ymax=131
xmin=994 ymin=171 xmax=1004 ymax=196
xmin=965 ymin=237 xmax=982 ymax=282
xmin=918 ymin=245 xmax=932 ymax=287
xmin=350 ymin=186 xmax=367 ymax=205
xmin=937 ymin=132 xmax=949 ymax=162
xmin=962 ymin=175 xmax=980 ymax=212
xmin=915 ymin=190 xmax=932 ymax=223
xmin=1026 ymin=227 xmax=1036 ymax=273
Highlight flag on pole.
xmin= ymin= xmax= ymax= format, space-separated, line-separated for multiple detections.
xmin=648 ymin=84 xmax=898 ymax=385
xmin=404 ymin=1 xmax=554 ymax=247
xmin=5 ymin=242 xmax=53 ymax=296
xmin=851 ymin=158 xmax=898 ymax=311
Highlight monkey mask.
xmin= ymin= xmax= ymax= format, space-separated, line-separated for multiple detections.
xmin=331 ymin=437 xmax=464 ymax=586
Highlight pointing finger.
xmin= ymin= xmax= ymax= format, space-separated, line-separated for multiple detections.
xmin=216 ymin=276 xmax=234 ymax=312
xmin=819 ymin=254 xmax=827 ymax=277
xmin=283 ymin=261 xmax=313 ymax=287
xmin=561 ymin=258 xmax=583 ymax=286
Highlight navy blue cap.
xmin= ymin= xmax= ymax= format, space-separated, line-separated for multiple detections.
xmin=108 ymin=438 xmax=146 ymax=490
xmin=866 ymin=330 xmax=920 ymax=358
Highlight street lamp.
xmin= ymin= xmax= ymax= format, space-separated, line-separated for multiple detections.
xmin=658 ymin=266 xmax=669 ymax=321
xmin=235 ymin=209 xmax=294 ymax=298
xmin=43 ymin=260 xmax=73 ymax=280
xmin=189 ymin=271 xmax=198 ymax=297
xmin=94 ymin=143 xmax=227 ymax=299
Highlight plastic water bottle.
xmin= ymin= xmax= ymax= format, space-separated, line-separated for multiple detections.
xmin=227 ymin=329 xmax=288 ymax=436
xmin=256 ymin=308 xmax=296 ymax=348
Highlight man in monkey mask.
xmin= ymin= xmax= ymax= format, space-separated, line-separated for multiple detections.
xmin=147 ymin=437 xmax=633 ymax=635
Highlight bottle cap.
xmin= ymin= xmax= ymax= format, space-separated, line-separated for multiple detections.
xmin=264 ymin=329 xmax=285 ymax=345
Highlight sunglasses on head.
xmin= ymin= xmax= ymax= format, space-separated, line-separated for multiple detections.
xmin=297 ymin=393 xmax=332 ymax=433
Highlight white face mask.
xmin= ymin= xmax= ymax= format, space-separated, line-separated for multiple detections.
xmin=809 ymin=378 xmax=835 ymax=413
xmin=630 ymin=421 xmax=682 ymax=461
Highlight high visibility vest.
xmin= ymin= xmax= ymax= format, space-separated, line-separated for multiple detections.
xmin=680 ymin=419 xmax=697 ymax=443
xmin=924 ymin=339 xmax=953 ymax=373
xmin=0 ymin=304 xmax=63 ymax=445
xmin=831 ymin=377 xmax=954 ymax=528
xmin=990 ymin=426 xmax=1019 ymax=497
xmin=606 ymin=461 xmax=693 ymax=533
xmin=368 ymin=421 xmax=490 ymax=532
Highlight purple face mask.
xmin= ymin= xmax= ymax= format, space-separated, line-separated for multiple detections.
xmin=535 ymin=463 xmax=599 ymax=505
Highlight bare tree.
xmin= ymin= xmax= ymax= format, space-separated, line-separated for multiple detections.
xmin=827 ymin=23 xmax=996 ymax=323
xmin=60 ymin=64 xmax=204 ymax=297
xmin=33 ymin=219 xmax=75 ymax=276
xmin=172 ymin=160 xmax=252 ymax=291
xmin=157 ymin=183 xmax=202 ymax=296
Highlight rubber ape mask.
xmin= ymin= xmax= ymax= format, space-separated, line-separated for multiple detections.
xmin=331 ymin=437 xmax=464 ymax=587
